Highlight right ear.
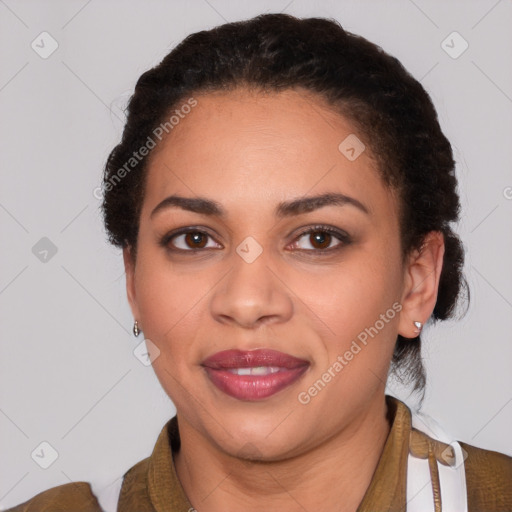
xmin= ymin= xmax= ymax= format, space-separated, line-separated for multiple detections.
xmin=123 ymin=245 xmax=139 ymax=320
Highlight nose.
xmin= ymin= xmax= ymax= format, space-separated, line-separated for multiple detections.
xmin=209 ymin=246 xmax=293 ymax=329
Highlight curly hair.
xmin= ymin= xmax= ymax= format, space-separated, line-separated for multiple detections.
xmin=102 ymin=13 xmax=468 ymax=398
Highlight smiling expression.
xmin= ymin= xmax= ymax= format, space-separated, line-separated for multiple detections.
xmin=124 ymin=87 xmax=413 ymax=459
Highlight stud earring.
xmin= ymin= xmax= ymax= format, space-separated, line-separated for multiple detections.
xmin=413 ymin=321 xmax=423 ymax=335
xmin=133 ymin=320 xmax=140 ymax=337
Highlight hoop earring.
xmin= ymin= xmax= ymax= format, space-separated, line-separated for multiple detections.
xmin=413 ymin=321 xmax=423 ymax=335
xmin=133 ymin=320 xmax=140 ymax=337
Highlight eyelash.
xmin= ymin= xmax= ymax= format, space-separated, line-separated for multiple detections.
xmin=159 ymin=225 xmax=352 ymax=255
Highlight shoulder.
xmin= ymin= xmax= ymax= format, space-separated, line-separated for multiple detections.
xmin=409 ymin=407 xmax=512 ymax=511
xmin=460 ymin=441 xmax=512 ymax=510
xmin=3 ymin=419 xmax=173 ymax=512
xmin=3 ymin=457 xmax=153 ymax=512
xmin=3 ymin=482 xmax=102 ymax=512
xmin=115 ymin=455 xmax=154 ymax=510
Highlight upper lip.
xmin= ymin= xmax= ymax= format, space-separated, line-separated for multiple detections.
xmin=202 ymin=349 xmax=309 ymax=370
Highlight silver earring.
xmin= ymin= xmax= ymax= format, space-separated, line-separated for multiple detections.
xmin=413 ymin=321 xmax=423 ymax=335
xmin=133 ymin=320 xmax=140 ymax=337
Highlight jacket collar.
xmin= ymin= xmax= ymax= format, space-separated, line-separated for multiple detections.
xmin=123 ymin=395 xmax=411 ymax=511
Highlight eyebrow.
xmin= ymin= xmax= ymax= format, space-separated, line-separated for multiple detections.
xmin=150 ymin=192 xmax=369 ymax=219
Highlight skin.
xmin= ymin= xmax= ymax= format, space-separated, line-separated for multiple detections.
xmin=124 ymin=88 xmax=444 ymax=512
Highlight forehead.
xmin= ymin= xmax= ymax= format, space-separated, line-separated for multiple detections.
xmin=142 ymin=88 xmax=394 ymax=219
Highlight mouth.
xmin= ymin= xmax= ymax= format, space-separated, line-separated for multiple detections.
xmin=201 ymin=349 xmax=310 ymax=401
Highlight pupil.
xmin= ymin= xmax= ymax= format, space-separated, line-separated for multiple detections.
xmin=186 ymin=232 xmax=206 ymax=248
xmin=312 ymin=231 xmax=330 ymax=249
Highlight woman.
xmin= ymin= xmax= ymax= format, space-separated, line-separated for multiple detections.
xmin=7 ymin=13 xmax=511 ymax=512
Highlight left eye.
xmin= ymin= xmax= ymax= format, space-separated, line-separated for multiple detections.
xmin=291 ymin=227 xmax=349 ymax=251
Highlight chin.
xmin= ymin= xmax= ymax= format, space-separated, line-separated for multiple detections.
xmin=206 ymin=411 xmax=309 ymax=461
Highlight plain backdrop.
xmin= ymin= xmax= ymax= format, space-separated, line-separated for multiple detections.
xmin=1 ymin=0 xmax=511 ymax=508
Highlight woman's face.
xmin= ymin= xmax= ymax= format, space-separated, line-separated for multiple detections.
xmin=125 ymin=88 xmax=413 ymax=459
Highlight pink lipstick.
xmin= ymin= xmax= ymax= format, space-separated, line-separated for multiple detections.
xmin=202 ymin=349 xmax=309 ymax=401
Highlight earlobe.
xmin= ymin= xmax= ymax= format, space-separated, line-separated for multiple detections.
xmin=398 ymin=231 xmax=445 ymax=339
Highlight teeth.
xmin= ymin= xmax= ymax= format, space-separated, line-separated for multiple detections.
xmin=251 ymin=366 xmax=272 ymax=375
xmin=228 ymin=366 xmax=281 ymax=376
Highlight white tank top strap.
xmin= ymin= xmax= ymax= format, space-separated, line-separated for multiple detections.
xmin=407 ymin=412 xmax=468 ymax=512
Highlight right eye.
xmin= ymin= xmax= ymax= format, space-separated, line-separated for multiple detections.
xmin=160 ymin=229 xmax=222 ymax=252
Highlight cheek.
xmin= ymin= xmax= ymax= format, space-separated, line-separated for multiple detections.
xmin=133 ymin=256 xmax=201 ymax=354
xmin=295 ymin=260 xmax=402 ymax=405
xmin=134 ymin=266 xmax=206 ymax=402
xmin=291 ymin=251 xmax=402 ymax=345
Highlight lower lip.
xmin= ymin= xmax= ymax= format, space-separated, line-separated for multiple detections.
xmin=203 ymin=366 xmax=309 ymax=401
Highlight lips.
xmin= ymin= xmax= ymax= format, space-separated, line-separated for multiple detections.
xmin=202 ymin=349 xmax=310 ymax=401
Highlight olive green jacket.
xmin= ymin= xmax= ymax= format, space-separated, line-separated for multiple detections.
xmin=6 ymin=396 xmax=512 ymax=511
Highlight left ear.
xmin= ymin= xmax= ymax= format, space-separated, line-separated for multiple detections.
xmin=398 ymin=231 xmax=445 ymax=339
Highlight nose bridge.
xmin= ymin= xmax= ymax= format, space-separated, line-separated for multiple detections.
xmin=209 ymin=238 xmax=293 ymax=328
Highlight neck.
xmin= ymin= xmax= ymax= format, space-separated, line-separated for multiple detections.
xmin=174 ymin=393 xmax=391 ymax=512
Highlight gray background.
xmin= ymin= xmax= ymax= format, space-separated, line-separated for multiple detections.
xmin=1 ymin=0 xmax=511 ymax=508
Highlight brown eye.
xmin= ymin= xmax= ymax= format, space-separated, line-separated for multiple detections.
xmin=163 ymin=230 xmax=220 ymax=251
xmin=308 ymin=231 xmax=332 ymax=249
xmin=184 ymin=232 xmax=208 ymax=249
xmin=291 ymin=226 xmax=351 ymax=253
